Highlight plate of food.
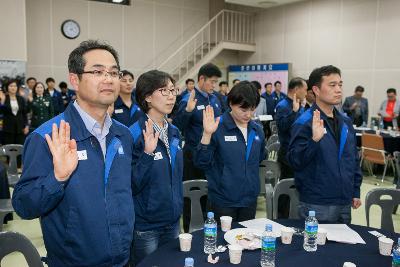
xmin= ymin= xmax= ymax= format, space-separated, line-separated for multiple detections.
xmin=224 ymin=228 xmax=264 ymax=250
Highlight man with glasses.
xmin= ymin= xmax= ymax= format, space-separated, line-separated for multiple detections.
xmin=12 ymin=40 xmax=135 ymax=266
xmin=173 ymin=62 xmax=222 ymax=233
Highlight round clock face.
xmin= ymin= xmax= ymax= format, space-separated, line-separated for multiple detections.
xmin=61 ymin=20 xmax=80 ymax=39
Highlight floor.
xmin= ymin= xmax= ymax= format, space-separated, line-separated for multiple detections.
xmin=1 ymin=175 xmax=399 ymax=266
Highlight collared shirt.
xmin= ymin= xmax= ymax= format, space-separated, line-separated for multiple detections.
xmin=147 ymin=115 xmax=170 ymax=161
xmin=73 ymin=101 xmax=112 ymax=158
xmin=198 ymin=88 xmax=209 ymax=99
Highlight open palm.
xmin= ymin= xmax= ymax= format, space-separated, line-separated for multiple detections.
xmin=312 ymin=110 xmax=325 ymax=142
xmin=143 ymin=119 xmax=159 ymax=154
xmin=203 ymin=105 xmax=220 ymax=135
xmin=45 ymin=120 xmax=78 ymax=181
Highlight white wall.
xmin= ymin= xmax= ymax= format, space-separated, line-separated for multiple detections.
xmin=239 ymin=0 xmax=400 ymax=117
xmin=25 ymin=0 xmax=209 ymax=86
xmin=0 ymin=0 xmax=27 ymax=61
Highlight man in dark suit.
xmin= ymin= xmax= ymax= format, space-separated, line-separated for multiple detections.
xmin=343 ymin=85 xmax=369 ymax=127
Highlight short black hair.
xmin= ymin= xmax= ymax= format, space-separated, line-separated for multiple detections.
xmin=185 ymin=78 xmax=195 ymax=85
xmin=387 ymin=88 xmax=397 ymax=95
xmin=219 ymin=81 xmax=228 ymax=87
xmin=33 ymin=82 xmax=47 ymax=98
xmin=68 ymin=40 xmax=120 ymax=79
xmin=26 ymin=77 xmax=36 ymax=83
xmin=355 ymin=85 xmax=364 ymax=93
xmin=264 ymin=82 xmax=272 ymax=88
xmin=121 ymin=70 xmax=134 ymax=80
xmin=308 ymin=65 xmax=341 ymax=89
xmin=6 ymin=79 xmax=19 ymax=91
xmin=46 ymin=77 xmax=55 ymax=84
xmin=288 ymin=77 xmax=306 ymax=91
xmin=135 ymin=70 xmax=175 ymax=113
xmin=197 ymin=63 xmax=221 ymax=81
xmin=59 ymin=81 xmax=68 ymax=89
xmin=251 ymin=80 xmax=262 ymax=90
xmin=274 ymin=81 xmax=281 ymax=87
xmin=227 ymin=81 xmax=260 ymax=109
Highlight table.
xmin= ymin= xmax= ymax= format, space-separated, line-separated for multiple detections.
xmin=356 ymin=130 xmax=400 ymax=154
xmin=137 ymin=220 xmax=400 ymax=267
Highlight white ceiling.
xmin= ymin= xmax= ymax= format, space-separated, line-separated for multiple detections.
xmin=225 ymin=0 xmax=306 ymax=9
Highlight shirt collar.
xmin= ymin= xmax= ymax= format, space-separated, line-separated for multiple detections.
xmin=196 ymin=88 xmax=209 ymax=99
xmin=73 ymin=101 xmax=112 ymax=139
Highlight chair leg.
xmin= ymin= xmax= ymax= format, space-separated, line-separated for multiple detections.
xmin=381 ymin=163 xmax=388 ymax=183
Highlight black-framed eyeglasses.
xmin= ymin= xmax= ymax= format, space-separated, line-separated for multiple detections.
xmin=80 ymin=70 xmax=122 ymax=79
xmin=157 ymin=87 xmax=179 ymax=96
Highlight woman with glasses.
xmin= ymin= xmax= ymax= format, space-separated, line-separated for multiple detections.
xmin=129 ymin=70 xmax=183 ymax=265
xmin=194 ymin=81 xmax=266 ymax=223
xmin=27 ymin=82 xmax=54 ymax=132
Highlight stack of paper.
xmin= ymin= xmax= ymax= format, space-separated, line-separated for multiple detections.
xmin=320 ymin=224 xmax=366 ymax=244
xmin=239 ymin=218 xmax=285 ymax=237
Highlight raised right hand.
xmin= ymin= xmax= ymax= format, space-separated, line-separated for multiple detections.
xmin=292 ymin=93 xmax=300 ymax=112
xmin=202 ymin=105 xmax=220 ymax=136
xmin=0 ymin=91 xmax=5 ymax=105
xmin=312 ymin=110 xmax=325 ymax=142
xmin=185 ymin=90 xmax=197 ymax=112
xmin=45 ymin=120 xmax=78 ymax=181
xmin=143 ymin=119 xmax=159 ymax=154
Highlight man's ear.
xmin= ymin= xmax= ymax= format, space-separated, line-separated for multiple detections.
xmin=69 ymin=73 xmax=80 ymax=92
xmin=312 ymin=85 xmax=319 ymax=97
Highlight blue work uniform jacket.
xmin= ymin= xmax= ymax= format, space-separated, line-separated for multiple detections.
xmin=261 ymin=92 xmax=276 ymax=116
xmin=129 ymin=116 xmax=183 ymax=231
xmin=275 ymin=97 xmax=304 ymax=151
xmin=173 ymin=88 xmax=222 ymax=151
xmin=12 ymin=104 xmax=135 ymax=267
xmin=194 ymin=112 xmax=266 ymax=207
xmin=112 ymin=95 xmax=143 ymax=127
xmin=287 ymin=104 xmax=363 ymax=206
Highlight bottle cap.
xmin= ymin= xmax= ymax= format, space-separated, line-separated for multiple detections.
xmin=266 ymin=224 xmax=272 ymax=231
xmin=207 ymin=212 xmax=214 ymax=219
xmin=309 ymin=210 xmax=315 ymax=217
xmin=185 ymin=257 xmax=194 ymax=266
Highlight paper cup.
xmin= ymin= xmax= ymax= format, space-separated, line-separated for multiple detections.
xmin=228 ymin=244 xmax=243 ymax=264
xmin=220 ymin=216 xmax=233 ymax=232
xmin=179 ymin=233 xmax=192 ymax=252
xmin=378 ymin=236 xmax=393 ymax=256
xmin=343 ymin=262 xmax=356 ymax=267
xmin=280 ymin=227 xmax=295 ymax=244
xmin=317 ymin=228 xmax=327 ymax=245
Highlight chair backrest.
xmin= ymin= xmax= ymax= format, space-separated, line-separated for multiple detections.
xmin=365 ymin=188 xmax=400 ymax=232
xmin=259 ymin=160 xmax=280 ymax=196
xmin=0 ymin=231 xmax=43 ymax=267
xmin=0 ymin=144 xmax=24 ymax=187
xmin=266 ymin=134 xmax=279 ymax=148
xmin=183 ymin=180 xmax=208 ymax=233
xmin=270 ymin=121 xmax=278 ymax=135
xmin=272 ymin=178 xmax=299 ymax=219
xmin=361 ymin=134 xmax=385 ymax=164
xmin=267 ymin=142 xmax=280 ymax=161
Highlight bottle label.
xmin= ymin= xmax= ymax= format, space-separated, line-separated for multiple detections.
xmin=305 ymin=224 xmax=318 ymax=235
xmin=393 ymin=253 xmax=400 ymax=264
xmin=262 ymin=237 xmax=276 ymax=251
xmin=204 ymin=225 xmax=217 ymax=237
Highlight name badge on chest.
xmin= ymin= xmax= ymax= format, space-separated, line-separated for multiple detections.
xmin=114 ymin=109 xmax=124 ymax=114
xmin=197 ymin=105 xmax=205 ymax=110
xmin=154 ymin=152 xmax=163 ymax=160
xmin=224 ymin=136 xmax=237 ymax=142
xmin=77 ymin=150 xmax=88 ymax=160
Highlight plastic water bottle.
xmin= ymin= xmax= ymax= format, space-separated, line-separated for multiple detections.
xmin=304 ymin=210 xmax=318 ymax=252
xmin=393 ymin=238 xmax=400 ymax=267
xmin=184 ymin=257 xmax=194 ymax=267
xmin=260 ymin=224 xmax=276 ymax=267
xmin=379 ymin=118 xmax=384 ymax=130
xmin=204 ymin=212 xmax=217 ymax=254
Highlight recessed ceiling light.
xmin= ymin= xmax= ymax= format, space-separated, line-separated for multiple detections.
xmin=112 ymin=0 xmax=124 ymax=3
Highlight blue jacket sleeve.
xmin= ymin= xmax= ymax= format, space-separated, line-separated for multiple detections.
xmin=351 ymin=131 xmax=363 ymax=198
xmin=172 ymin=98 xmax=192 ymax=132
xmin=259 ymin=129 xmax=267 ymax=162
xmin=12 ymin=133 xmax=66 ymax=219
xmin=131 ymin=136 xmax=155 ymax=195
xmin=276 ymin=105 xmax=301 ymax=134
xmin=193 ymin=135 xmax=217 ymax=170
xmin=287 ymin=122 xmax=320 ymax=170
